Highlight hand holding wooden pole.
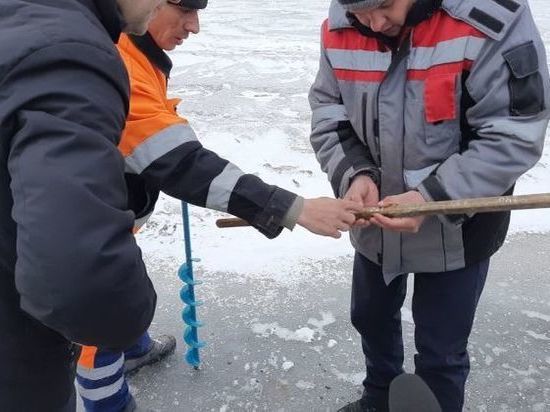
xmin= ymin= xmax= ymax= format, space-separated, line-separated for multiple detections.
xmin=215 ymin=193 xmax=550 ymax=228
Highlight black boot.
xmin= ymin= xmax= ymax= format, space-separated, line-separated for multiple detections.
xmin=337 ymin=398 xmax=380 ymax=412
xmin=337 ymin=396 xmax=389 ymax=412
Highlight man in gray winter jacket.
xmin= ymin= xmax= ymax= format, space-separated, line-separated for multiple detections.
xmin=309 ymin=0 xmax=550 ymax=410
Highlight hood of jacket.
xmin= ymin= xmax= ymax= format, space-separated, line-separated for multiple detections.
xmin=329 ymin=0 xmax=448 ymax=31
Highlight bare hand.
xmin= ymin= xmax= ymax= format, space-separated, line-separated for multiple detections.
xmin=298 ymin=197 xmax=362 ymax=239
xmin=344 ymin=175 xmax=379 ymax=227
xmin=369 ymin=191 xmax=426 ymax=233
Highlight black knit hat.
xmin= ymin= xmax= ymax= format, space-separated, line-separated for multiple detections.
xmin=338 ymin=0 xmax=385 ymax=11
xmin=168 ymin=0 xmax=208 ymax=9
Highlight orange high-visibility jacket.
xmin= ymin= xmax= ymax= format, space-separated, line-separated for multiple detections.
xmin=116 ymin=33 xmax=298 ymax=237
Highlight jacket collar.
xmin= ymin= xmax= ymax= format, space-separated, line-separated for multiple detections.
xmin=328 ymin=0 xmax=353 ymax=31
xmin=328 ymin=0 xmax=442 ymax=32
xmin=128 ymin=32 xmax=173 ymax=79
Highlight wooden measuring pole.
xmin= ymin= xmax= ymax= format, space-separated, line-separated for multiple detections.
xmin=215 ymin=193 xmax=550 ymax=228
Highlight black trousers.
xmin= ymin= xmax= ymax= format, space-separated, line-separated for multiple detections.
xmin=351 ymin=252 xmax=489 ymax=412
xmin=0 ymin=302 xmax=80 ymax=412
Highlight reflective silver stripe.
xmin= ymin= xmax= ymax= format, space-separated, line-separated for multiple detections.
xmin=404 ymin=163 xmax=440 ymax=190
xmin=327 ymin=48 xmax=392 ymax=72
xmin=77 ymin=376 xmax=125 ymax=401
xmin=312 ymin=104 xmax=349 ymax=125
xmin=408 ymin=36 xmax=486 ymax=71
xmin=206 ymin=163 xmax=244 ymax=212
xmin=77 ymin=356 xmax=124 ymax=381
xmin=125 ymin=123 xmax=198 ymax=174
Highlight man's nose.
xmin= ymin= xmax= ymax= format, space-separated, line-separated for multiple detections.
xmin=369 ymin=13 xmax=387 ymax=32
xmin=184 ymin=11 xmax=200 ymax=34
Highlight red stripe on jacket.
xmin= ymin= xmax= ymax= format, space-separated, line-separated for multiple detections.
xmin=334 ymin=69 xmax=386 ymax=82
xmin=412 ymin=9 xmax=486 ymax=47
xmin=407 ymin=60 xmax=474 ymax=81
xmin=322 ymin=19 xmax=387 ymax=51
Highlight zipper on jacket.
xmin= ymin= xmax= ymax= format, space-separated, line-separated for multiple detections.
xmin=374 ymin=32 xmax=412 ymax=171
xmin=373 ymin=117 xmax=381 ymax=165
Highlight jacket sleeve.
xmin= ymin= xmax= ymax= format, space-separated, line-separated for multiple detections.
xmin=122 ymin=66 xmax=299 ymax=239
xmin=6 ymin=43 xmax=156 ymax=349
xmin=418 ymin=6 xmax=550 ymax=225
xmin=309 ymin=21 xmax=380 ymax=198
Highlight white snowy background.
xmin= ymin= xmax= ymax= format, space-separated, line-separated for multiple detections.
xmin=129 ymin=1 xmax=550 ymax=411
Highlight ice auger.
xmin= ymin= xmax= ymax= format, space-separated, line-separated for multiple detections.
xmin=178 ymin=202 xmax=205 ymax=369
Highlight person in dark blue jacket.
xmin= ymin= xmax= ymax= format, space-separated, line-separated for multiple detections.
xmin=0 ymin=0 xmax=165 ymax=410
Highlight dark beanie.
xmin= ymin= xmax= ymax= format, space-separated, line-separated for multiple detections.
xmin=338 ymin=0 xmax=386 ymax=11
xmin=177 ymin=0 xmax=208 ymax=9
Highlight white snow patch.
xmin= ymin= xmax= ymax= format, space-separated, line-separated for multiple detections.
xmin=296 ymin=380 xmax=315 ymax=390
xmin=502 ymin=364 xmax=541 ymax=377
xmin=251 ymin=312 xmax=335 ymax=342
xmin=331 ymin=368 xmax=365 ymax=386
xmin=525 ymin=330 xmax=550 ymax=341
xmin=311 ymin=345 xmax=323 ymax=354
xmin=278 ymin=379 xmax=289 ymax=387
xmin=282 ymin=361 xmax=294 ymax=371
xmin=521 ymin=310 xmax=550 ymax=322
xmin=307 ymin=312 xmax=336 ymax=336
xmin=492 ymin=347 xmax=508 ymax=356
xmin=240 ymin=90 xmax=280 ymax=101
xmin=252 ymin=322 xmax=316 ymax=342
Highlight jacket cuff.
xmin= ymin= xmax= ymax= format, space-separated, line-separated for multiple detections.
xmin=351 ymin=167 xmax=380 ymax=187
xmin=281 ymin=196 xmax=304 ymax=231
xmin=418 ymin=175 xmax=466 ymax=227
xmin=338 ymin=166 xmax=380 ymax=198
xmin=252 ymin=187 xmax=297 ymax=239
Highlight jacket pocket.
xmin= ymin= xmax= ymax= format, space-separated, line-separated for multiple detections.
xmin=503 ymin=41 xmax=545 ymax=116
xmin=423 ymin=73 xmax=461 ymax=154
xmin=424 ymin=73 xmax=457 ymax=124
xmin=404 ymin=97 xmax=460 ymax=164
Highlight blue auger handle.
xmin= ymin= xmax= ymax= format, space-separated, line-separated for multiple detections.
xmin=179 ymin=202 xmax=205 ymax=369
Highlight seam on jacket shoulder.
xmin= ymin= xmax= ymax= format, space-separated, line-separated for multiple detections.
xmin=1 ymin=41 xmax=120 ymax=89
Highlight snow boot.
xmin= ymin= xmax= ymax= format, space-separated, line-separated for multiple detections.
xmin=337 ymin=398 xmax=386 ymax=412
xmin=124 ymin=335 xmax=176 ymax=374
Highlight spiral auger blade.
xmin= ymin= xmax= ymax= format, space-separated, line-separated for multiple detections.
xmin=179 ymin=202 xmax=205 ymax=369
